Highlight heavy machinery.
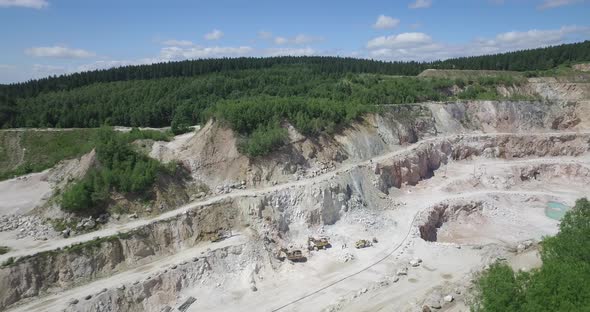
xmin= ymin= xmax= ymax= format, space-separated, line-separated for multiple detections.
xmin=210 ymin=229 xmax=230 ymax=243
xmin=355 ymin=239 xmax=373 ymax=249
xmin=277 ymin=248 xmax=307 ymax=262
xmin=308 ymin=237 xmax=331 ymax=251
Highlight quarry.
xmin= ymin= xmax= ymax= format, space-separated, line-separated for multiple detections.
xmin=0 ymin=70 xmax=588 ymax=312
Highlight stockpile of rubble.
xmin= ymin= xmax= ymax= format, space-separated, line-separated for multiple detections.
xmin=0 ymin=215 xmax=56 ymax=240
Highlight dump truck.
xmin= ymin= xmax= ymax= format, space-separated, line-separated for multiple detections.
xmin=308 ymin=237 xmax=331 ymax=251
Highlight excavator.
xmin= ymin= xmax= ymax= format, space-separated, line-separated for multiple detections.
xmin=277 ymin=248 xmax=307 ymax=262
xmin=355 ymin=239 xmax=373 ymax=249
xmin=308 ymin=237 xmax=331 ymax=251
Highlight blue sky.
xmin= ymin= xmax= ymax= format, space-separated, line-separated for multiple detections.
xmin=0 ymin=0 xmax=589 ymax=83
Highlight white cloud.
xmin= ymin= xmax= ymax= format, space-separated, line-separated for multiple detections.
xmin=0 ymin=0 xmax=48 ymax=9
xmin=0 ymin=64 xmax=15 ymax=69
xmin=76 ymin=45 xmax=316 ymax=74
xmin=366 ymin=26 xmax=590 ymax=61
xmin=33 ymin=64 xmax=65 ymax=73
xmin=161 ymin=39 xmax=194 ymax=47
xmin=367 ymin=32 xmax=432 ymax=49
xmin=408 ymin=0 xmax=432 ymax=9
xmin=273 ymin=34 xmax=323 ymax=45
xmin=77 ymin=60 xmax=143 ymax=72
xmin=538 ymin=0 xmax=584 ymax=9
xmin=373 ymin=15 xmax=400 ymax=30
xmin=274 ymin=36 xmax=288 ymax=45
xmin=204 ymin=29 xmax=224 ymax=41
xmin=479 ymin=25 xmax=589 ymax=50
xmin=159 ymin=45 xmax=253 ymax=60
xmin=258 ymin=31 xmax=273 ymax=39
xmin=25 ymin=46 xmax=96 ymax=58
xmin=264 ymin=47 xmax=316 ymax=57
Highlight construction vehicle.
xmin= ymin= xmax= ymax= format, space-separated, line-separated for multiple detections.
xmin=308 ymin=237 xmax=331 ymax=251
xmin=210 ymin=229 xmax=229 ymax=243
xmin=277 ymin=248 xmax=307 ymax=262
xmin=355 ymin=239 xmax=373 ymax=249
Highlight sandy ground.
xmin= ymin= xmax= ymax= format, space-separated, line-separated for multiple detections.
xmin=2 ymin=132 xmax=589 ymax=312
xmin=0 ymin=171 xmax=52 ymax=215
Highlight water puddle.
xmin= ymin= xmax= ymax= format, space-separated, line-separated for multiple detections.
xmin=545 ymin=201 xmax=569 ymax=220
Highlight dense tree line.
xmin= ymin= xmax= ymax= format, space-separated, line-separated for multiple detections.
xmin=2 ymin=67 xmax=514 ymax=129
xmin=435 ymin=41 xmax=590 ymax=72
xmin=1 ymin=41 xmax=587 ymax=101
xmin=473 ymin=198 xmax=590 ymax=312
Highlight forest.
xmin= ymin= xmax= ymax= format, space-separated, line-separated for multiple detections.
xmin=473 ymin=198 xmax=590 ymax=312
xmin=1 ymin=40 xmax=588 ymax=100
xmin=0 ymin=41 xmax=588 ymax=157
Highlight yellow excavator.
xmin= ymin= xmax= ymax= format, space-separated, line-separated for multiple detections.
xmin=308 ymin=237 xmax=331 ymax=251
xmin=277 ymin=248 xmax=307 ymax=262
xmin=355 ymin=239 xmax=373 ymax=249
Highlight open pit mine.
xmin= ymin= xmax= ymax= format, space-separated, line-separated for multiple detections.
xmin=1 ymin=76 xmax=589 ymax=312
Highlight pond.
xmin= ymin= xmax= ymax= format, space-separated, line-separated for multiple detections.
xmin=545 ymin=201 xmax=570 ymax=220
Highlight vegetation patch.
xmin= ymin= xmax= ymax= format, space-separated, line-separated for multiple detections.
xmin=0 ymin=246 xmax=10 ymax=255
xmin=473 ymin=198 xmax=590 ymax=312
xmin=60 ymin=127 xmax=174 ymax=215
xmin=0 ymin=129 xmax=99 ymax=180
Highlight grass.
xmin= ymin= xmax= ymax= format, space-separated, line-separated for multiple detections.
xmin=0 ymin=129 xmax=99 ymax=181
xmin=0 ymin=128 xmax=173 ymax=181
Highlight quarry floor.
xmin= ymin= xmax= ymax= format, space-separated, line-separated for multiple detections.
xmin=4 ymin=133 xmax=588 ymax=312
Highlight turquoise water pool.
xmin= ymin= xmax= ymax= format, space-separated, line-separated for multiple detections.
xmin=545 ymin=201 xmax=570 ymax=220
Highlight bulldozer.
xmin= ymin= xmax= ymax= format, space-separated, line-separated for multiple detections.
xmin=277 ymin=248 xmax=307 ymax=262
xmin=308 ymin=237 xmax=331 ymax=251
xmin=355 ymin=239 xmax=372 ymax=249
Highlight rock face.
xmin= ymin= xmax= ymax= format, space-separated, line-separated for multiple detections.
xmin=62 ymin=245 xmax=250 ymax=312
xmin=419 ymin=201 xmax=483 ymax=242
xmin=148 ymin=101 xmax=590 ymax=197
xmin=0 ymin=202 xmax=243 ymax=309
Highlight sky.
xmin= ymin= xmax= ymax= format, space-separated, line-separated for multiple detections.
xmin=0 ymin=0 xmax=589 ymax=83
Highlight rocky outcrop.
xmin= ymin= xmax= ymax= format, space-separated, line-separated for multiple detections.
xmin=63 ymin=245 xmax=255 ymax=312
xmin=419 ymin=201 xmax=482 ymax=242
xmin=374 ymin=132 xmax=590 ymax=194
xmin=0 ymin=201 xmax=243 ymax=310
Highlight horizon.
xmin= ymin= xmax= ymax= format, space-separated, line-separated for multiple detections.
xmin=1 ymin=0 xmax=589 ymax=83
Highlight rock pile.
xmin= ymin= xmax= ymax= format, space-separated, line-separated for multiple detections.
xmin=0 ymin=215 xmax=55 ymax=240
xmin=216 ymin=181 xmax=247 ymax=194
